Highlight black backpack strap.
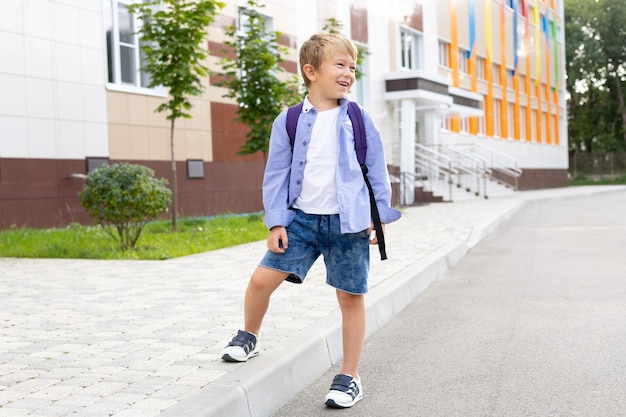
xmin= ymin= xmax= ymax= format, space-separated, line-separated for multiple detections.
xmin=347 ymin=102 xmax=387 ymax=261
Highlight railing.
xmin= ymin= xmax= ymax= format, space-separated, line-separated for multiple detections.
xmin=414 ymin=144 xmax=457 ymax=202
xmin=453 ymin=143 xmax=523 ymax=190
xmin=402 ymin=142 xmax=521 ymax=206
xmin=439 ymin=144 xmax=488 ymax=197
xmin=569 ymin=152 xmax=626 ymax=179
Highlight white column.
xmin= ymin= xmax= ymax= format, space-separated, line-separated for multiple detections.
xmin=400 ymin=98 xmax=415 ymax=205
xmin=421 ymin=109 xmax=441 ymax=186
xmin=421 ymin=0 xmax=439 ymax=75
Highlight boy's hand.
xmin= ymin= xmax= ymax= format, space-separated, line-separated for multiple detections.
xmin=366 ymin=223 xmax=385 ymax=245
xmin=267 ymin=226 xmax=288 ymax=253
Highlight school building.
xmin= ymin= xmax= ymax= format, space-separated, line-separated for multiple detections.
xmin=0 ymin=0 xmax=566 ymax=229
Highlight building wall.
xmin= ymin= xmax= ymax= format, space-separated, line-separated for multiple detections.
xmin=0 ymin=0 xmax=109 ymax=228
xmin=0 ymin=0 xmax=568 ymax=229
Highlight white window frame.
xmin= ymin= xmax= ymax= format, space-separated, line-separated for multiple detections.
xmin=104 ymin=0 xmax=165 ymax=96
xmin=399 ymin=26 xmax=422 ymax=71
xmin=236 ymin=5 xmax=275 ymax=80
xmin=531 ymin=108 xmax=537 ymax=142
xmin=438 ymin=40 xmax=450 ymax=68
xmin=459 ymin=117 xmax=469 ymax=134
xmin=458 ymin=48 xmax=469 ymax=74
xmin=354 ymin=41 xmax=370 ymax=106
xmin=494 ymin=98 xmax=501 ymax=137
xmin=508 ymin=102 xmax=515 ymax=138
xmin=478 ymin=115 xmax=485 ymax=136
xmin=492 ymin=63 xmax=500 ymax=84
xmin=440 ymin=114 xmax=450 ymax=131
xmin=476 ymin=56 xmax=486 ymax=80
xmin=520 ymin=105 xmax=527 ymax=140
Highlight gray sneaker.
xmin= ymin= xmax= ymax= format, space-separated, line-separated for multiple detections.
xmin=222 ymin=330 xmax=260 ymax=362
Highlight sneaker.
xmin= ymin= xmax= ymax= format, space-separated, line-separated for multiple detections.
xmin=324 ymin=374 xmax=363 ymax=408
xmin=221 ymin=330 xmax=260 ymax=362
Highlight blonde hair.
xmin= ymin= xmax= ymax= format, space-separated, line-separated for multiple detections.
xmin=299 ymin=32 xmax=358 ymax=88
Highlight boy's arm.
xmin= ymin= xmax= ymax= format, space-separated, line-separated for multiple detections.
xmin=361 ymin=107 xmax=401 ymax=225
xmin=262 ymin=111 xmax=296 ymax=230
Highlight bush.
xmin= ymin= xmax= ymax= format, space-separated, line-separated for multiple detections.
xmin=79 ymin=163 xmax=171 ymax=250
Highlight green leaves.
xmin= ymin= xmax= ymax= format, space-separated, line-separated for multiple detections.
xmin=78 ymin=163 xmax=172 ymax=250
xmin=128 ymin=0 xmax=225 ymax=121
xmin=565 ymin=0 xmax=626 ymax=152
xmin=214 ymin=0 xmax=300 ymax=160
xmin=127 ymin=0 xmax=225 ymax=230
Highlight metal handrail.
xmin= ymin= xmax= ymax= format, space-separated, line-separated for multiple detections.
xmin=425 ymin=144 xmax=489 ymax=198
xmin=454 ymin=143 xmax=522 ymax=189
xmin=415 ymin=144 xmax=457 ymax=201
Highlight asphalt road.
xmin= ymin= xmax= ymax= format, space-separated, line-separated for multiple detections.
xmin=272 ymin=190 xmax=626 ymax=417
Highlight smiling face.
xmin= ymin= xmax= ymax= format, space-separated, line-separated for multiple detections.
xmin=306 ymin=51 xmax=356 ymax=104
xmin=299 ymin=33 xmax=358 ymax=109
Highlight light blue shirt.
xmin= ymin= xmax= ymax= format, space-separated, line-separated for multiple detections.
xmin=262 ymin=98 xmax=401 ymax=233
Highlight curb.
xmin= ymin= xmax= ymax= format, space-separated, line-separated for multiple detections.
xmin=160 ymin=199 xmax=522 ymax=417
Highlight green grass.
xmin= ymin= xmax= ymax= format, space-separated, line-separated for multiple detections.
xmin=0 ymin=213 xmax=268 ymax=260
xmin=568 ymin=174 xmax=626 ymax=186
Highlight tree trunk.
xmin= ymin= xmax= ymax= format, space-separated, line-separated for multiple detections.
xmin=614 ymin=76 xmax=626 ymax=149
xmin=170 ymin=118 xmax=177 ymax=231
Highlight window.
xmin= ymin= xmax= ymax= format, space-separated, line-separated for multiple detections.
xmin=531 ymin=109 xmax=537 ymax=142
xmin=459 ymin=117 xmax=469 ymax=134
xmin=438 ymin=41 xmax=450 ymax=68
xmin=440 ymin=114 xmax=450 ymax=131
xmin=492 ymin=63 xmax=500 ymax=84
xmin=236 ymin=5 xmax=275 ymax=80
xmin=494 ymin=98 xmax=501 ymax=137
xmin=476 ymin=56 xmax=486 ymax=79
xmin=458 ymin=48 xmax=469 ymax=74
xmin=508 ymin=102 xmax=515 ymax=138
xmin=520 ymin=105 xmax=527 ymax=140
xmin=399 ymin=27 xmax=422 ymax=70
xmin=104 ymin=0 xmax=155 ymax=90
xmin=238 ymin=5 xmax=274 ymax=34
xmin=478 ymin=115 xmax=485 ymax=135
xmin=354 ymin=42 xmax=369 ymax=105
xmin=507 ymin=70 xmax=514 ymax=89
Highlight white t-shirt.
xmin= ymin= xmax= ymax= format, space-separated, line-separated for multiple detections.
xmin=292 ymin=106 xmax=341 ymax=214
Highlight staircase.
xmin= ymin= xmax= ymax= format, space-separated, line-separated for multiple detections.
xmin=407 ymin=143 xmax=523 ymax=204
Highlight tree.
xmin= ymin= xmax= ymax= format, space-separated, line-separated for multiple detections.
xmin=565 ymin=0 xmax=626 ymax=152
xmin=79 ymin=163 xmax=171 ymax=250
xmin=215 ymin=0 xmax=300 ymax=161
xmin=128 ymin=0 xmax=225 ymax=231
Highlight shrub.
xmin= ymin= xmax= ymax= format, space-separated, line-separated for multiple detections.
xmin=79 ymin=163 xmax=171 ymax=250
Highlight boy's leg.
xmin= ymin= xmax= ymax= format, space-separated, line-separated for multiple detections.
xmin=324 ymin=289 xmax=365 ymax=408
xmin=222 ymin=266 xmax=287 ymax=362
xmin=243 ymin=266 xmax=289 ymax=335
xmin=335 ymin=289 xmax=366 ymax=378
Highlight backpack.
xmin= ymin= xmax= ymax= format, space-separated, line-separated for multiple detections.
xmin=285 ymin=101 xmax=388 ymax=260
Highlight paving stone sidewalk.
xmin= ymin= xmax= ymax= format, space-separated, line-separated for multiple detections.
xmin=1 ymin=186 xmax=622 ymax=417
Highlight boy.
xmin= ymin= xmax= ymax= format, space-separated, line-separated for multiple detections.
xmin=222 ymin=32 xmax=401 ymax=408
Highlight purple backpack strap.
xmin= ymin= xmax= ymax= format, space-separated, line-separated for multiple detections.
xmin=347 ymin=101 xmax=366 ymax=165
xmin=286 ymin=102 xmax=303 ymax=146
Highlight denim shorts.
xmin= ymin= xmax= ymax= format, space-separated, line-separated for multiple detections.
xmin=259 ymin=209 xmax=370 ymax=294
